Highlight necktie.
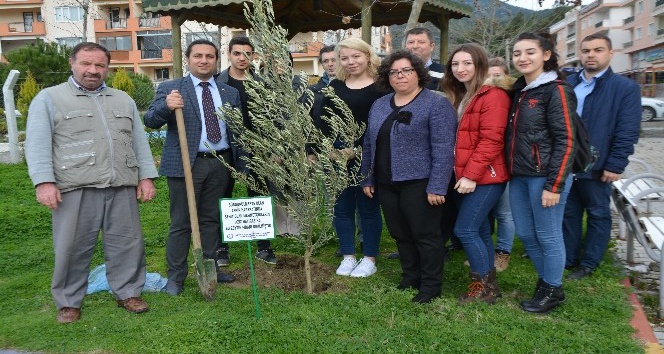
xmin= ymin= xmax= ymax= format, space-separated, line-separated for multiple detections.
xmin=199 ymin=81 xmax=221 ymax=144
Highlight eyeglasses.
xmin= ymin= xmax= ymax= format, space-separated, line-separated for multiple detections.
xmin=388 ymin=67 xmax=415 ymax=78
xmin=231 ymin=51 xmax=254 ymax=57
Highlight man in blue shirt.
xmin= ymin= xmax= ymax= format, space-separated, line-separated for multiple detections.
xmin=564 ymin=34 xmax=641 ymax=279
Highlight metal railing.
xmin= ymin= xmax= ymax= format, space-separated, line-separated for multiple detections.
xmin=141 ymin=49 xmax=162 ymax=59
xmin=567 ymin=52 xmax=576 ymax=58
xmin=106 ymin=18 xmax=127 ymax=29
xmin=567 ymin=32 xmax=576 ymax=38
xmin=139 ymin=17 xmax=161 ymax=28
xmin=8 ymin=22 xmax=32 ymax=32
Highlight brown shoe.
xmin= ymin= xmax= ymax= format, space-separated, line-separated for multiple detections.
xmin=56 ymin=307 xmax=81 ymax=324
xmin=494 ymin=251 xmax=511 ymax=272
xmin=458 ymin=272 xmax=497 ymax=305
xmin=116 ymin=297 xmax=149 ymax=313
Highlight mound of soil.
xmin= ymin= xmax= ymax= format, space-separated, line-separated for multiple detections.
xmin=227 ymin=254 xmax=346 ymax=294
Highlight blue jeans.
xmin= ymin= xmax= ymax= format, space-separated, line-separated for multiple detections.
xmin=334 ymin=185 xmax=382 ymax=257
xmin=510 ymin=175 xmax=572 ymax=287
xmin=563 ymin=178 xmax=612 ymax=269
xmin=454 ymin=183 xmax=506 ymax=276
xmin=493 ymin=183 xmax=515 ymax=253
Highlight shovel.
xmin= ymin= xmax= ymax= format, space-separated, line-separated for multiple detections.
xmin=174 ymin=107 xmax=217 ymax=301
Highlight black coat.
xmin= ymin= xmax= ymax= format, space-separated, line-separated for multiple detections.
xmin=505 ymin=75 xmax=577 ymax=193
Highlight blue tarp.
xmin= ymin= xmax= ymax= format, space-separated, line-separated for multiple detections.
xmin=86 ymin=264 xmax=168 ymax=294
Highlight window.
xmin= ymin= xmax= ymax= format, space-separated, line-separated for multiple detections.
xmin=637 ymin=27 xmax=643 ymax=39
xmin=155 ymin=68 xmax=169 ymax=80
xmin=650 ymin=23 xmax=655 ymax=36
xmin=57 ymin=37 xmax=82 ymax=48
xmin=98 ymin=36 xmax=132 ymax=51
xmin=55 ymin=6 xmax=84 ymax=22
xmin=581 ymin=19 xmax=587 ymax=29
xmin=637 ymin=0 xmax=644 ymax=13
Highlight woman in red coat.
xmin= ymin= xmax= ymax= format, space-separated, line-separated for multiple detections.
xmin=441 ymin=43 xmax=511 ymax=304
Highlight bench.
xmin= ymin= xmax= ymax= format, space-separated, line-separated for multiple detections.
xmin=612 ymin=157 xmax=664 ymax=239
xmin=612 ymin=182 xmax=664 ymax=317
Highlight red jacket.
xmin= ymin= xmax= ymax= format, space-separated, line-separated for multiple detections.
xmin=454 ymin=78 xmax=512 ymax=186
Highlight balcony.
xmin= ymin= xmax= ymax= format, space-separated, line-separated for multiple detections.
xmin=141 ymin=49 xmax=162 ymax=59
xmin=624 ymin=16 xmax=634 ymax=26
xmin=139 ymin=48 xmax=172 ymax=62
xmin=0 ymin=20 xmax=45 ymax=36
xmin=109 ymin=50 xmax=130 ymax=62
xmin=139 ymin=17 xmax=160 ymax=28
xmin=0 ymin=0 xmax=42 ymax=8
xmin=567 ymin=52 xmax=576 ymax=58
xmin=106 ymin=18 xmax=127 ymax=29
xmin=567 ymin=32 xmax=576 ymax=38
xmin=623 ymin=41 xmax=633 ymax=48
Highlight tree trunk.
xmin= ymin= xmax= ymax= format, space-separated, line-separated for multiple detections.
xmin=405 ymin=0 xmax=425 ymax=32
xmin=361 ymin=0 xmax=372 ymax=44
xmin=304 ymin=245 xmax=313 ymax=294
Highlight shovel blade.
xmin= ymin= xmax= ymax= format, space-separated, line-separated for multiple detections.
xmin=192 ymin=248 xmax=217 ymax=301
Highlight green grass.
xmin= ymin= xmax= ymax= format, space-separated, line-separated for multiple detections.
xmin=0 ymin=162 xmax=645 ymax=353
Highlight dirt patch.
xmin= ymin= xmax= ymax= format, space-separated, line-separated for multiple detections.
xmin=227 ymin=254 xmax=346 ymax=294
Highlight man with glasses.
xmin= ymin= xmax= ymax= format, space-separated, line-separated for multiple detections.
xmin=215 ymin=36 xmax=279 ymax=266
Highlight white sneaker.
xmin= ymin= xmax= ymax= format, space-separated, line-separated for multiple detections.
xmin=350 ymin=257 xmax=377 ymax=278
xmin=336 ymin=257 xmax=358 ymax=276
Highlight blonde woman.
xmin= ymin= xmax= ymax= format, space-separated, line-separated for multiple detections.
xmin=325 ymin=38 xmax=384 ymax=278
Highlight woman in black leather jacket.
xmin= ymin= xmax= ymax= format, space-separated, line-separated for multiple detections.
xmin=505 ymin=32 xmax=577 ymax=314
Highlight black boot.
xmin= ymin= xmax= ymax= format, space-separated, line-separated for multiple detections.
xmin=519 ymin=278 xmax=543 ymax=308
xmin=521 ymin=281 xmax=565 ymax=314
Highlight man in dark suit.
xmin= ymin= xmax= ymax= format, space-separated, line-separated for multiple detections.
xmin=144 ymin=39 xmax=240 ymax=295
xmin=403 ymin=27 xmax=444 ymax=91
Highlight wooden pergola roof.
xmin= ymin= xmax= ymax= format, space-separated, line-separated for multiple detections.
xmin=141 ymin=0 xmax=472 ymax=35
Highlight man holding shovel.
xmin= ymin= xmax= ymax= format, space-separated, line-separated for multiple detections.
xmin=145 ymin=39 xmax=239 ymax=296
xmin=26 ymin=42 xmax=158 ymax=323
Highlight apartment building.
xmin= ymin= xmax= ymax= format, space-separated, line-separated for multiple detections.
xmin=0 ymin=0 xmax=46 ymax=56
xmin=552 ymin=0 xmax=664 ymax=96
xmin=1 ymin=0 xmax=393 ymax=85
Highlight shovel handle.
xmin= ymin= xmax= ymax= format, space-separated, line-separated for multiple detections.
xmin=174 ymin=108 xmax=203 ymax=251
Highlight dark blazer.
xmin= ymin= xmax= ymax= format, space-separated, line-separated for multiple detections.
xmin=144 ymin=74 xmax=241 ymax=177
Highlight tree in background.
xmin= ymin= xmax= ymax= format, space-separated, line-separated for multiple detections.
xmin=0 ymin=41 xmax=71 ymax=88
xmin=450 ymin=0 xmax=569 ymax=60
xmin=16 ymin=71 xmax=41 ymax=119
xmin=110 ymin=67 xmax=135 ymax=97
xmin=220 ymin=0 xmax=363 ymax=294
xmin=105 ymin=70 xmax=155 ymax=111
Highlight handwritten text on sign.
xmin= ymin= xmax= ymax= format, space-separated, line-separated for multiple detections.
xmin=220 ymin=197 xmax=275 ymax=242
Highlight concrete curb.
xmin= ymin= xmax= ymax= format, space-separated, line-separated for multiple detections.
xmin=624 ymin=278 xmax=664 ymax=353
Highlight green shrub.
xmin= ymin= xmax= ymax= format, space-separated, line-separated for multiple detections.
xmin=17 ymin=71 xmax=40 ymax=118
xmin=111 ymin=67 xmax=135 ymax=97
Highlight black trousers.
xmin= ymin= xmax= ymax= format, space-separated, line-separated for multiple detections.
xmin=166 ymin=151 xmax=232 ymax=282
xmin=376 ymin=179 xmax=445 ymax=295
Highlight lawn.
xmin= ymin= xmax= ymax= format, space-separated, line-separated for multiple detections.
xmin=0 ymin=162 xmax=645 ymax=353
